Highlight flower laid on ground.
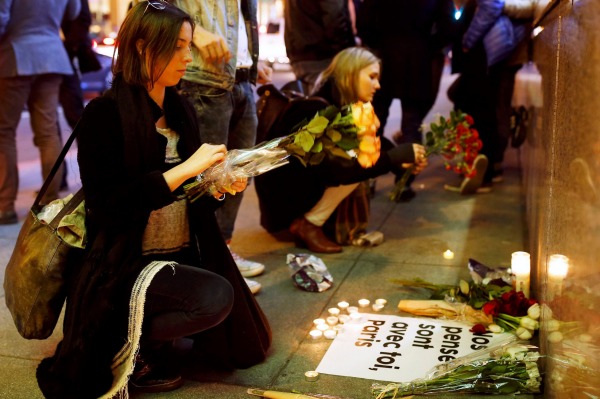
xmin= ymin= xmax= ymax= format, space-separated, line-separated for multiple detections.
xmin=371 ymin=344 xmax=542 ymax=398
xmin=184 ymin=102 xmax=380 ymax=201
xmin=389 ymin=110 xmax=482 ymax=202
xmin=393 ymin=276 xmax=539 ymax=337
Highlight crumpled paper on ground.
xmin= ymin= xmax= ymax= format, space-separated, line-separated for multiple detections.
xmin=287 ymin=253 xmax=333 ymax=292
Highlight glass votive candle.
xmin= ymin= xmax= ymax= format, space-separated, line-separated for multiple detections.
xmin=375 ymin=298 xmax=387 ymax=306
xmin=309 ymin=330 xmax=323 ymax=340
xmin=358 ymin=299 xmax=370 ymax=308
xmin=328 ymin=307 xmax=340 ymax=316
xmin=338 ymin=314 xmax=350 ymax=324
xmin=324 ymin=329 xmax=337 ymax=339
xmin=372 ymin=303 xmax=384 ymax=312
xmin=443 ymin=249 xmax=455 ymax=260
xmin=326 ymin=316 xmax=339 ymax=326
xmin=316 ymin=323 xmax=329 ymax=331
xmin=313 ymin=318 xmax=326 ymax=327
xmin=347 ymin=306 xmax=359 ymax=314
xmin=305 ymin=371 xmax=319 ymax=382
xmin=337 ymin=301 xmax=350 ymax=312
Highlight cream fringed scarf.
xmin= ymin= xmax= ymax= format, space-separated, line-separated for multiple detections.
xmin=100 ymin=261 xmax=176 ymax=399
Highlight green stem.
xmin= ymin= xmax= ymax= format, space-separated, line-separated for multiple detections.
xmin=389 ymin=167 xmax=413 ymax=202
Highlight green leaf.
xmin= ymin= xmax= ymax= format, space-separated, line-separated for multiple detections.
xmin=308 ymin=151 xmax=326 ymax=165
xmin=328 ymin=146 xmax=352 ymax=159
xmin=294 ymin=131 xmax=315 ymax=152
xmin=326 ymin=128 xmax=343 ymax=142
xmin=305 ymin=115 xmax=330 ymax=134
xmin=335 ymin=136 xmax=360 ymax=151
xmin=319 ymin=105 xmax=340 ymax=121
xmin=311 ymin=140 xmax=323 ymax=153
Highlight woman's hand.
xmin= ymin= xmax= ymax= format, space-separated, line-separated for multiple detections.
xmin=213 ymin=177 xmax=248 ymax=198
xmin=163 ymin=143 xmax=227 ymax=192
xmin=401 ymin=143 xmax=428 ymax=174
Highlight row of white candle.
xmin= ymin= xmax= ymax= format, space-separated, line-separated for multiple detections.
xmin=511 ymin=251 xmax=570 ymax=298
xmin=309 ymin=298 xmax=389 ymax=340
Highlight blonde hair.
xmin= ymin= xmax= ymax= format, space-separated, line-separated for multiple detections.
xmin=316 ymin=47 xmax=380 ymax=104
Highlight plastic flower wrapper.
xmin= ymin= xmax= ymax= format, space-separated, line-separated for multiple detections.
xmin=389 ymin=110 xmax=482 ymax=202
xmin=371 ymin=342 xmax=542 ymax=398
xmin=286 ymin=253 xmax=333 ymax=292
xmin=184 ymin=102 xmax=380 ymax=202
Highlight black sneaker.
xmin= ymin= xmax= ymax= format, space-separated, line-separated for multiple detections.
xmin=130 ymin=345 xmax=183 ymax=393
xmin=0 ymin=210 xmax=18 ymax=225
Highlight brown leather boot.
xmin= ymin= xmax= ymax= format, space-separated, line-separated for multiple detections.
xmin=130 ymin=342 xmax=183 ymax=393
xmin=289 ymin=217 xmax=342 ymax=253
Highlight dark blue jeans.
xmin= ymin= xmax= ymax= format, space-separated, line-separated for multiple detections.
xmin=179 ymin=80 xmax=258 ymax=241
xmin=143 ymin=264 xmax=233 ymax=342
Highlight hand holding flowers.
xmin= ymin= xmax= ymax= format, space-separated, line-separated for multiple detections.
xmin=184 ymin=102 xmax=381 ymax=201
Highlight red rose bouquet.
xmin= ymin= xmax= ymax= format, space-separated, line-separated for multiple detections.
xmin=389 ymin=110 xmax=482 ymax=202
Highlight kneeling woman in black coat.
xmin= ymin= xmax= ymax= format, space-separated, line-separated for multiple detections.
xmin=36 ymin=3 xmax=270 ymax=398
xmin=256 ymin=47 xmax=428 ymax=253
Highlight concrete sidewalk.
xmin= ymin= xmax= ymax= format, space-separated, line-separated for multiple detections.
xmin=0 ymin=70 xmax=531 ymax=399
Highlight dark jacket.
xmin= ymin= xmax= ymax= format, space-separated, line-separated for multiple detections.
xmin=357 ymin=0 xmax=456 ymax=103
xmin=283 ymin=0 xmax=355 ymax=63
xmin=36 ymin=76 xmax=271 ymax=398
xmin=255 ymin=78 xmax=413 ymax=233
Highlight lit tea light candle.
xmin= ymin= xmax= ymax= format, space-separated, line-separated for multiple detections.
xmin=349 ymin=312 xmax=362 ymax=322
xmin=443 ymin=249 xmax=454 ymax=260
xmin=338 ymin=314 xmax=350 ymax=324
xmin=347 ymin=306 xmax=359 ymax=314
xmin=313 ymin=318 xmax=326 ymax=327
xmin=324 ymin=329 xmax=337 ymax=339
xmin=328 ymin=307 xmax=340 ymax=316
xmin=372 ymin=303 xmax=384 ymax=312
xmin=309 ymin=330 xmax=322 ymax=340
xmin=548 ymin=254 xmax=569 ymax=298
xmin=305 ymin=371 xmax=319 ymax=381
xmin=337 ymin=301 xmax=350 ymax=312
xmin=326 ymin=316 xmax=339 ymax=326
xmin=375 ymin=298 xmax=387 ymax=306
xmin=511 ymin=251 xmax=531 ymax=298
xmin=316 ymin=323 xmax=329 ymax=331
xmin=358 ymin=299 xmax=370 ymax=308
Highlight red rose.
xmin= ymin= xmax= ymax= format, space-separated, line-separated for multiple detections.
xmin=465 ymin=115 xmax=474 ymax=125
xmin=470 ymin=324 xmax=487 ymax=334
xmin=483 ymin=299 xmax=500 ymax=316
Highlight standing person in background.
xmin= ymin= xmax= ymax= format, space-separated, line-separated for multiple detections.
xmin=447 ymin=0 xmax=529 ymax=193
xmin=283 ymin=0 xmax=356 ymax=92
xmin=58 ymin=0 xmax=101 ymax=191
xmin=36 ymin=3 xmax=270 ymax=397
xmin=171 ymin=0 xmax=272 ymax=293
xmin=0 ymin=0 xmax=80 ymax=225
xmin=357 ymin=0 xmax=456 ymax=202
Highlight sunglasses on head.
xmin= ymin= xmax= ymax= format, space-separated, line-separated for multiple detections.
xmin=144 ymin=0 xmax=167 ymax=14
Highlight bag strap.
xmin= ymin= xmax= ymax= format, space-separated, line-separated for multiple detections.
xmin=33 ymin=127 xmax=81 ymax=209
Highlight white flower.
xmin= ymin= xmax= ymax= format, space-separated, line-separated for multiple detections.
xmin=516 ymin=327 xmax=533 ymax=340
xmin=527 ymin=303 xmax=540 ymax=320
xmin=489 ymin=324 xmax=504 ymax=333
xmin=578 ymin=333 xmax=593 ymax=343
xmin=547 ymin=331 xmax=563 ymax=343
xmin=506 ymin=345 xmax=529 ymax=359
xmin=481 ymin=277 xmax=492 ymax=285
xmin=520 ymin=316 xmax=540 ymax=331
xmin=547 ymin=319 xmax=561 ymax=332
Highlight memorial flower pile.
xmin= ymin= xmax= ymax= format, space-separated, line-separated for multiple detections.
xmin=395 ymin=276 xmax=540 ymax=338
xmin=371 ymin=344 xmax=542 ymax=398
xmin=184 ymin=102 xmax=380 ymax=201
xmin=389 ymin=110 xmax=482 ymax=202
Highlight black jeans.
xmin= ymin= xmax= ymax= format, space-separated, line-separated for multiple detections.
xmin=142 ymin=264 xmax=234 ymax=342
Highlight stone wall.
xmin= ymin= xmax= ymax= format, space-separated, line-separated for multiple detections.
xmin=522 ymin=0 xmax=600 ymax=395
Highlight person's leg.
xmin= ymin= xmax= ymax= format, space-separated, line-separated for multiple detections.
xmin=291 ymin=59 xmax=333 ymax=93
xmin=132 ymin=264 xmax=233 ymax=392
xmin=178 ymin=80 xmax=264 ymax=282
xmin=59 ymin=72 xmax=85 ymax=130
xmin=372 ymin=87 xmax=394 ymax=138
xmin=27 ymin=74 xmax=64 ymax=204
xmin=0 ymin=76 xmax=32 ymax=222
xmin=305 ymin=183 xmax=359 ymax=227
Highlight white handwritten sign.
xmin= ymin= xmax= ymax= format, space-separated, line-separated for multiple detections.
xmin=316 ymin=314 xmax=512 ymax=382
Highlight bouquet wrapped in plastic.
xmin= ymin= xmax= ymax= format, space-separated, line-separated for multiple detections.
xmin=371 ymin=342 xmax=542 ymax=398
xmin=184 ymin=102 xmax=380 ymax=202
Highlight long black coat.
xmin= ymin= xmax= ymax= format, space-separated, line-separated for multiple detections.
xmin=357 ymin=0 xmax=456 ymax=105
xmin=36 ymin=76 xmax=271 ymax=398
